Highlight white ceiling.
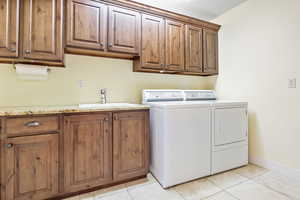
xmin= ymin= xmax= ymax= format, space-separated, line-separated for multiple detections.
xmin=131 ymin=0 xmax=247 ymax=20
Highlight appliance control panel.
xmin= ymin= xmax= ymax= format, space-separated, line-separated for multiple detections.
xmin=143 ymin=90 xmax=216 ymax=103
xmin=184 ymin=90 xmax=216 ymax=100
xmin=143 ymin=90 xmax=184 ymax=103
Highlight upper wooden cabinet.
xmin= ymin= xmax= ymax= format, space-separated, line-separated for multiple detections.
xmin=185 ymin=25 xmax=203 ymax=73
xmin=63 ymin=114 xmax=113 ymax=193
xmin=0 ymin=0 xmax=19 ymax=58
xmin=2 ymin=134 xmax=59 ymax=200
xmin=140 ymin=14 xmax=165 ymax=70
xmin=22 ymin=0 xmax=64 ymax=62
xmin=165 ymin=20 xmax=185 ymax=72
xmin=108 ymin=6 xmax=141 ymax=54
xmin=0 ymin=0 xmax=219 ymax=75
xmin=113 ymin=111 xmax=149 ymax=181
xmin=66 ymin=0 xmax=107 ymax=51
xmin=203 ymin=29 xmax=218 ymax=74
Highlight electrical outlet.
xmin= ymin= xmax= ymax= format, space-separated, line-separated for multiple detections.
xmin=78 ymin=80 xmax=87 ymax=88
xmin=288 ymin=78 xmax=296 ymax=88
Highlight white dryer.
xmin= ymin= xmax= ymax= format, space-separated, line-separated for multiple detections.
xmin=211 ymin=100 xmax=248 ymax=174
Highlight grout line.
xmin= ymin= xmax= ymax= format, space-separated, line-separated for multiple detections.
xmin=252 ymin=180 xmax=293 ymax=200
xmin=224 ymin=190 xmax=241 ymax=200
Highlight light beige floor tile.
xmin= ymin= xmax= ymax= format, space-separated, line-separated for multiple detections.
xmin=96 ymin=191 xmax=132 ymax=200
xmin=79 ymin=192 xmax=95 ymax=200
xmin=172 ymin=179 xmax=222 ymax=200
xmin=93 ymin=184 xmax=127 ymax=199
xmin=128 ymin=183 xmax=184 ymax=200
xmin=125 ymin=173 xmax=156 ymax=189
xmin=254 ymin=171 xmax=300 ymax=199
xmin=208 ymin=171 xmax=248 ymax=189
xmin=233 ymin=164 xmax=269 ymax=179
xmin=63 ymin=196 xmax=80 ymax=200
xmin=204 ymin=192 xmax=237 ymax=200
xmin=227 ymin=180 xmax=290 ymax=200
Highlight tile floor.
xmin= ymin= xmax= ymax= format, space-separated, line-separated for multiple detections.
xmin=64 ymin=164 xmax=300 ymax=200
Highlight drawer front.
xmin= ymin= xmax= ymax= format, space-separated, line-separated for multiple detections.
xmin=6 ymin=116 xmax=59 ymax=136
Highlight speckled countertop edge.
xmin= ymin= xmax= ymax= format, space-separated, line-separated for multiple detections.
xmin=0 ymin=104 xmax=150 ymax=117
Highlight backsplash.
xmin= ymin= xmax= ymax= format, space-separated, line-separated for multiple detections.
xmin=0 ymin=54 xmax=215 ymax=107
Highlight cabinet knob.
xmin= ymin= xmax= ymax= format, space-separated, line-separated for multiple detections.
xmin=25 ymin=50 xmax=30 ymax=54
xmin=6 ymin=143 xmax=13 ymax=148
xmin=104 ymin=118 xmax=109 ymax=121
xmin=108 ymin=43 xmax=113 ymax=47
xmin=100 ymin=42 xmax=103 ymax=46
xmin=113 ymin=116 xmax=118 ymax=121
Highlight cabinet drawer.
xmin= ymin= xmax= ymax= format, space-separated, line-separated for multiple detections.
xmin=6 ymin=116 xmax=59 ymax=136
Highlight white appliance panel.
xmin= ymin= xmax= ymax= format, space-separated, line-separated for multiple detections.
xmin=214 ymin=107 xmax=247 ymax=146
xmin=149 ymin=105 xmax=211 ymax=188
xmin=162 ymin=107 xmax=211 ymax=187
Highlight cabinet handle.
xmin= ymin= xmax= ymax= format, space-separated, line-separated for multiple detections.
xmin=9 ymin=48 xmax=16 ymax=52
xmin=104 ymin=118 xmax=109 ymax=121
xmin=113 ymin=116 xmax=118 ymax=121
xmin=25 ymin=121 xmax=41 ymax=127
xmin=6 ymin=143 xmax=13 ymax=148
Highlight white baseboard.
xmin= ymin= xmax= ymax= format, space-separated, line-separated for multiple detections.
xmin=250 ymin=156 xmax=300 ymax=181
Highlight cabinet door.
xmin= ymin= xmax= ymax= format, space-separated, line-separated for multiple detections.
xmin=203 ymin=29 xmax=218 ymax=74
xmin=113 ymin=111 xmax=149 ymax=181
xmin=108 ymin=6 xmax=141 ymax=54
xmin=0 ymin=0 xmax=19 ymax=58
xmin=141 ymin=14 xmax=165 ymax=70
xmin=185 ymin=25 xmax=203 ymax=73
xmin=22 ymin=0 xmax=63 ymax=61
xmin=165 ymin=20 xmax=185 ymax=72
xmin=66 ymin=0 xmax=107 ymax=50
xmin=63 ymin=114 xmax=112 ymax=193
xmin=2 ymin=134 xmax=59 ymax=200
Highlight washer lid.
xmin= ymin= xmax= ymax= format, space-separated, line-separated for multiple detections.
xmin=146 ymin=101 xmax=213 ymax=109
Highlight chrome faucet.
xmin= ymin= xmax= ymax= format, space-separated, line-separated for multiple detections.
xmin=100 ymin=89 xmax=107 ymax=104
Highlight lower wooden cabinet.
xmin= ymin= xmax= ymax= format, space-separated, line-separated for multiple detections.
xmin=113 ymin=111 xmax=149 ymax=181
xmin=0 ymin=110 xmax=149 ymax=199
xmin=2 ymin=134 xmax=59 ymax=200
xmin=63 ymin=113 xmax=113 ymax=193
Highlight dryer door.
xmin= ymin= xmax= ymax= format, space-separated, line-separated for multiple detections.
xmin=214 ymin=107 xmax=247 ymax=146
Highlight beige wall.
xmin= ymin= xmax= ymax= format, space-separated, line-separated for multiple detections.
xmin=213 ymin=0 xmax=300 ymax=171
xmin=0 ymin=54 xmax=214 ymax=107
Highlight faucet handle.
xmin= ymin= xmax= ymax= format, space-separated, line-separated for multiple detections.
xmin=100 ymin=88 xmax=107 ymax=94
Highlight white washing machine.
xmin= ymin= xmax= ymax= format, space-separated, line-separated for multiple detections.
xmin=143 ymin=90 xmax=248 ymax=188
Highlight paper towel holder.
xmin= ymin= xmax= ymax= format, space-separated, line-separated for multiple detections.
xmin=13 ymin=64 xmax=51 ymax=72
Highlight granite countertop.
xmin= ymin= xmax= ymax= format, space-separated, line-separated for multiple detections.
xmin=0 ymin=103 xmax=150 ymax=116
